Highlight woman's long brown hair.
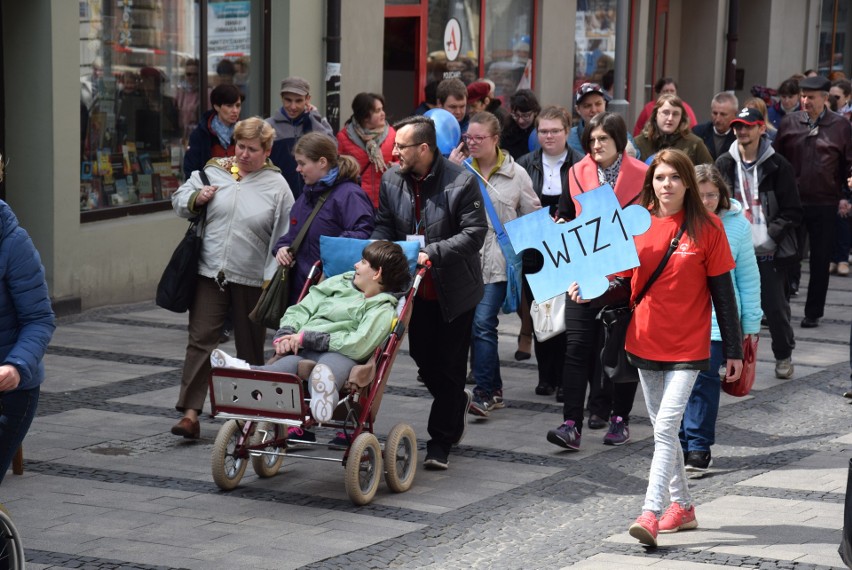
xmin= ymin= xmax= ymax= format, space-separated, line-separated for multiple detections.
xmin=640 ymin=148 xmax=714 ymax=243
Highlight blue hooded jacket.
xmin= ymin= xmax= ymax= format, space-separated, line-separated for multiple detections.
xmin=0 ymin=201 xmax=55 ymax=391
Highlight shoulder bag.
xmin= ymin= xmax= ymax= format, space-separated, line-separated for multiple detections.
xmin=248 ymin=189 xmax=332 ymax=329
xmin=464 ymin=159 xmax=523 ymax=314
xmin=155 ymin=170 xmax=211 ymax=313
xmin=598 ymin=222 xmax=686 ymax=383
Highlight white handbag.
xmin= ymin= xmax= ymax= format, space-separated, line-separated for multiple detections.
xmin=531 ymin=294 xmax=567 ymax=342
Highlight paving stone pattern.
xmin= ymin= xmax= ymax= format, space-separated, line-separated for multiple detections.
xmin=3 ymin=274 xmax=851 ymax=569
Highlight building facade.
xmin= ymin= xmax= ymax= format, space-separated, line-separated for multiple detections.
xmin=0 ymin=0 xmax=840 ymax=311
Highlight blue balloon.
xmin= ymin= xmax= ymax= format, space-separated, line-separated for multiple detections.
xmin=424 ymin=108 xmax=461 ymax=155
xmin=528 ymin=128 xmax=541 ymax=152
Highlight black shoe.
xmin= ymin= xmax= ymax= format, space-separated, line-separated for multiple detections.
xmin=801 ymin=317 xmax=819 ymax=328
xmin=588 ymin=414 xmax=608 ymax=430
xmin=535 ymin=383 xmax=555 ymax=396
xmin=684 ymin=450 xmax=712 ymax=472
xmin=424 ymin=445 xmax=449 ymax=470
xmin=416 ymin=374 xmax=425 ymax=384
xmin=555 ymin=386 xmax=564 ymax=403
xmin=218 ymin=328 xmax=232 ymax=343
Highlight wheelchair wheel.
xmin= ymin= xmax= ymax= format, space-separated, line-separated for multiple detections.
xmin=0 ymin=505 xmax=25 ymax=569
xmin=345 ymin=432 xmax=383 ymax=506
xmin=250 ymin=421 xmax=285 ymax=478
xmin=384 ymin=423 xmax=417 ymax=493
xmin=211 ymin=419 xmax=248 ymax=491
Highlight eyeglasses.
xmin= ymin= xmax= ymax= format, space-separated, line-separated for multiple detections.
xmin=589 ymin=135 xmax=612 ymax=145
xmin=393 ymin=141 xmax=421 ymax=151
xmin=659 ymin=109 xmax=682 ymax=118
xmin=699 ymin=193 xmax=720 ymax=201
xmin=538 ymin=129 xmax=565 ymax=137
xmin=511 ymin=111 xmax=535 ymax=121
xmin=462 ymin=134 xmax=494 ymax=145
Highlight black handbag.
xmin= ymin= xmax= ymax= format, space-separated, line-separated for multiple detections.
xmin=598 ymin=223 xmax=686 ymax=383
xmin=248 ymin=189 xmax=331 ymax=329
xmin=155 ymin=171 xmax=210 ymax=313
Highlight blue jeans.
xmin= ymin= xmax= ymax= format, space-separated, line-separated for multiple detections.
xmin=0 ymin=387 xmax=39 ymax=485
xmin=680 ymin=341 xmax=724 ymax=452
xmin=638 ymin=369 xmax=698 ymax=514
xmin=832 ymin=214 xmax=851 ymax=263
xmin=471 ymin=282 xmax=507 ymax=397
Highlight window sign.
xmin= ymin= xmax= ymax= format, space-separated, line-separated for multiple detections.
xmin=428 ymin=0 xmax=480 ymax=84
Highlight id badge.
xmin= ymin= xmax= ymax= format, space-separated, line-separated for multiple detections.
xmin=406 ymin=234 xmax=425 ymax=248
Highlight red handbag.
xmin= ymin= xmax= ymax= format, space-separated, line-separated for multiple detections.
xmin=722 ymin=334 xmax=759 ymax=397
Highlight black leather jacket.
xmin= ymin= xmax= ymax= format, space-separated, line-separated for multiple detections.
xmin=372 ymin=153 xmax=487 ymax=322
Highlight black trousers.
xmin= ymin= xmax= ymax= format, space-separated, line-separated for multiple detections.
xmin=802 ymin=204 xmax=837 ymax=320
xmin=759 ymin=259 xmax=795 ymax=360
xmin=409 ymin=298 xmax=474 ymax=457
xmin=561 ymin=299 xmax=637 ymax=430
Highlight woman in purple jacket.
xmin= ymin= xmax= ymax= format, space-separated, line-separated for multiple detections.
xmin=274 ymin=132 xmax=375 ymax=305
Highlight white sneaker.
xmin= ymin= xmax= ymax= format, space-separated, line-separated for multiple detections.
xmin=838 ymin=262 xmax=850 ymax=276
xmin=774 ymin=358 xmax=794 ymax=379
xmin=210 ymin=349 xmax=250 ymax=370
xmin=309 ymin=363 xmax=338 ymax=422
xmin=454 ymin=389 xmax=472 ymax=446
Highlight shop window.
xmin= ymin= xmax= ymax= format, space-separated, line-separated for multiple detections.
xmin=574 ymin=0 xmax=617 ymax=93
xmin=427 ymin=0 xmax=480 ymax=85
xmin=819 ymin=0 xmax=849 ymax=77
xmin=483 ymin=0 xmax=533 ymax=100
xmin=80 ymin=0 xmax=200 ymax=215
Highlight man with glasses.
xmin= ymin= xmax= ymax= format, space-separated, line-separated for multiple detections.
xmin=501 ymin=89 xmax=541 ymax=159
xmin=716 ymin=107 xmax=802 ymax=379
xmin=372 ymin=115 xmax=487 ymax=471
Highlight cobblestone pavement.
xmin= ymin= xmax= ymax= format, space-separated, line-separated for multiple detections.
xmin=2 ymin=269 xmax=850 ymax=569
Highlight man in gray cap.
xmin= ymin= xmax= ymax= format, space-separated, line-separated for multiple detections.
xmin=266 ymin=76 xmax=335 ymax=198
xmin=774 ymin=75 xmax=852 ymax=328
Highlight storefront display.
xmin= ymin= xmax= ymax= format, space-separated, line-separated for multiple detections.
xmin=80 ymin=0 xmax=199 ymax=214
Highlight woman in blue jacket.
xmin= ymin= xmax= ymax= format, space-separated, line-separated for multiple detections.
xmin=679 ymin=165 xmax=762 ymax=474
xmin=0 ymin=193 xmax=55 ymax=484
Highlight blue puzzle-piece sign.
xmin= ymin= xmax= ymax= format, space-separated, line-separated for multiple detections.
xmin=504 ymin=184 xmax=651 ymax=302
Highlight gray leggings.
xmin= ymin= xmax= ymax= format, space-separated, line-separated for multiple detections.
xmin=253 ymin=350 xmax=356 ymax=396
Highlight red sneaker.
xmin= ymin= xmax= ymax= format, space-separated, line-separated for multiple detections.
xmin=659 ymin=503 xmax=698 ymax=533
xmin=628 ymin=511 xmax=658 ymax=546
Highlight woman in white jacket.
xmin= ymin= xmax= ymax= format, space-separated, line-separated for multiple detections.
xmin=170 ymin=117 xmax=294 ymax=439
xmin=450 ymin=111 xmax=540 ymax=415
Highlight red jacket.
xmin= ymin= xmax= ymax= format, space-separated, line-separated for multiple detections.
xmin=558 ymin=154 xmax=649 ymax=220
xmin=337 ymin=124 xmax=396 ymax=208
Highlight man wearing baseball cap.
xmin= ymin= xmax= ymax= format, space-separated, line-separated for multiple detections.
xmin=266 ymin=76 xmax=335 ymax=198
xmin=716 ymin=107 xmax=802 ymax=379
xmin=774 ymin=75 xmax=852 ymax=328
xmin=568 ymin=82 xmax=638 ymax=159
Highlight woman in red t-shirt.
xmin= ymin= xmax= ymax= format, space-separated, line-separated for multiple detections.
xmin=569 ymin=149 xmax=744 ymax=547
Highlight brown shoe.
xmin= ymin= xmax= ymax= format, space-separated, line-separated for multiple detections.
xmin=171 ymin=417 xmax=200 ymax=439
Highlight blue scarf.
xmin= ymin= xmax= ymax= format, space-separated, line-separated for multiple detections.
xmin=211 ymin=115 xmax=234 ymax=149
xmin=317 ymin=167 xmax=339 ymax=188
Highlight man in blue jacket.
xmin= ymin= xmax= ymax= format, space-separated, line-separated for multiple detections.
xmin=266 ymin=76 xmax=335 ymax=199
xmin=0 ymin=196 xmax=55 ymax=484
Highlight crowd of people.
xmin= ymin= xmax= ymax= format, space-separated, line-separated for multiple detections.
xmin=160 ymin=71 xmax=851 ymax=547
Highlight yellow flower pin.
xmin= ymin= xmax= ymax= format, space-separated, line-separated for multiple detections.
xmin=230 ymin=165 xmax=240 ymax=181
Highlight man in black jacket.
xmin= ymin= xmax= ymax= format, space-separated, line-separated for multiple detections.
xmin=372 ymin=115 xmax=487 ymax=470
xmin=716 ymin=107 xmax=802 ymax=379
xmin=774 ymin=75 xmax=852 ymax=328
xmin=693 ymin=91 xmax=738 ymax=161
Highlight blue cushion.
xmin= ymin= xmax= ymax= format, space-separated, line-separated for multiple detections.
xmin=319 ymin=236 xmax=420 ymax=277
